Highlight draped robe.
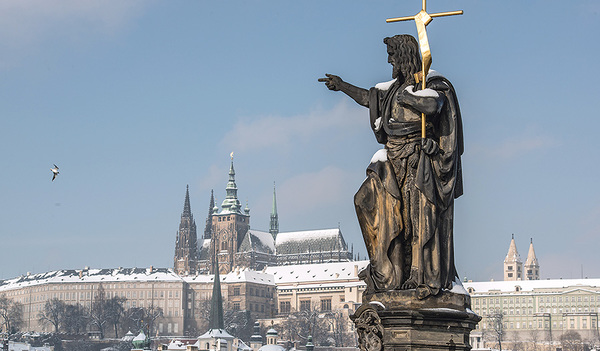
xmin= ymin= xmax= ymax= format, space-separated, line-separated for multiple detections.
xmin=355 ymin=72 xmax=463 ymax=296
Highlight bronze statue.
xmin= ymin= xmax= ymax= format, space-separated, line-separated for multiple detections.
xmin=320 ymin=34 xmax=463 ymax=298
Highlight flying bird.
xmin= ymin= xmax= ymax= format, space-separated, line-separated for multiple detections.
xmin=51 ymin=164 xmax=59 ymax=181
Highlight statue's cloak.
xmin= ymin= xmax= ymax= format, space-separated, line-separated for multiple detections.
xmin=355 ymin=72 xmax=463 ymax=294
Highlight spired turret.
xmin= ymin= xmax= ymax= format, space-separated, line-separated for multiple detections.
xmin=220 ymin=157 xmax=242 ymax=214
xmin=269 ymin=182 xmax=279 ymax=240
xmin=210 ymin=155 xmax=250 ymax=274
xmin=524 ymin=238 xmax=540 ymax=280
xmin=504 ymin=234 xmax=523 ymax=281
xmin=174 ymin=185 xmax=198 ymax=276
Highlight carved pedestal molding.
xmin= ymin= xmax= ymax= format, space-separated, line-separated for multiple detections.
xmin=352 ymin=290 xmax=481 ymax=351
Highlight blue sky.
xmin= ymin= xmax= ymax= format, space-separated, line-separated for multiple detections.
xmin=1 ymin=0 xmax=599 ymax=282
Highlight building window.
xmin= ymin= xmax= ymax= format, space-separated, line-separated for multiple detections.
xmin=280 ymin=301 xmax=291 ymax=314
xmin=233 ymin=287 xmax=240 ymax=296
xmin=300 ymin=300 xmax=311 ymax=312
xmin=233 ymin=303 xmax=240 ymax=311
xmin=321 ymin=298 xmax=332 ymax=311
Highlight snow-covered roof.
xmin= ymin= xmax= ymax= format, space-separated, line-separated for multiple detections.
xmin=275 ymin=228 xmax=347 ymax=255
xmin=238 ymin=230 xmax=275 ymax=254
xmin=258 ymin=344 xmax=285 ymax=351
xmin=265 ymin=260 xmax=368 ymax=286
xmin=464 ymin=278 xmax=600 ymax=295
xmin=0 ymin=267 xmax=182 ymax=292
xmin=182 ymin=268 xmax=274 ymax=285
xmin=166 ymin=339 xmax=198 ymax=350
xmin=198 ymin=328 xmax=235 ymax=340
xmin=238 ymin=340 xmax=253 ymax=351
xmin=198 ymin=239 xmax=211 ymax=260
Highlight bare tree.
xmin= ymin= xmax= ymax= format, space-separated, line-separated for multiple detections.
xmin=320 ymin=311 xmax=351 ymax=347
xmin=145 ymin=305 xmax=163 ymax=337
xmin=38 ymin=298 xmax=66 ymax=332
xmin=62 ymin=303 xmax=88 ymax=334
xmin=224 ymin=308 xmax=254 ymax=341
xmin=561 ymin=330 xmax=583 ymax=351
xmin=508 ymin=330 xmax=522 ymax=351
xmin=527 ymin=328 xmax=540 ymax=351
xmin=105 ymin=296 xmax=126 ymax=338
xmin=89 ymin=284 xmax=109 ymax=338
xmin=487 ymin=311 xmax=505 ymax=351
xmin=0 ymin=294 xmax=23 ymax=333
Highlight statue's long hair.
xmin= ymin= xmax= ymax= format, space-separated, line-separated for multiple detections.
xmin=383 ymin=35 xmax=421 ymax=86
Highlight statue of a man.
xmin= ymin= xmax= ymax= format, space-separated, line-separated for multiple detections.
xmin=320 ymin=34 xmax=463 ymax=297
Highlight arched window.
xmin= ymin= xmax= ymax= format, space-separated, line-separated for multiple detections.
xmin=221 ymin=241 xmax=227 ymax=251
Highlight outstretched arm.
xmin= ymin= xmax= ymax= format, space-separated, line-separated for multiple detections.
xmin=318 ymin=74 xmax=369 ymax=107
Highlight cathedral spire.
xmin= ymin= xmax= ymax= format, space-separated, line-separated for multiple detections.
xmin=174 ymin=185 xmax=198 ymax=276
xmin=183 ymin=185 xmax=192 ymax=217
xmin=209 ymin=254 xmax=225 ymax=330
xmin=203 ymin=190 xmax=215 ymax=239
xmin=524 ymin=238 xmax=540 ymax=280
xmin=270 ymin=181 xmax=279 ymax=239
xmin=220 ymin=153 xmax=241 ymax=213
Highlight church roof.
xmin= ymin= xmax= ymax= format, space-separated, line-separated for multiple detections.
xmin=238 ymin=230 xmax=275 ymax=254
xmin=275 ymin=228 xmax=347 ymax=255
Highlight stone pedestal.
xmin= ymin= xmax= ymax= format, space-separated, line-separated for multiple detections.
xmin=351 ymin=290 xmax=481 ymax=351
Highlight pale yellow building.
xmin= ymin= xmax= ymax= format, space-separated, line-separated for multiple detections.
xmin=465 ymin=278 xmax=600 ymax=345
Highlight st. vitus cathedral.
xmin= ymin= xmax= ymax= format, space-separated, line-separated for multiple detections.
xmin=174 ymin=157 xmax=353 ymax=276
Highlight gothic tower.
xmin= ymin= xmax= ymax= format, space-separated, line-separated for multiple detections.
xmin=269 ymin=182 xmax=279 ymax=239
xmin=504 ymin=234 xmax=523 ymax=281
xmin=524 ymin=238 xmax=540 ymax=280
xmin=203 ymin=190 xmax=215 ymax=240
xmin=210 ymin=155 xmax=250 ymax=274
xmin=174 ymin=185 xmax=198 ymax=276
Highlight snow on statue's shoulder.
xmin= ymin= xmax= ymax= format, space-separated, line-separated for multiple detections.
xmin=404 ymin=85 xmax=439 ymax=98
xmin=370 ymin=148 xmax=388 ymax=164
xmin=375 ymin=79 xmax=397 ymax=90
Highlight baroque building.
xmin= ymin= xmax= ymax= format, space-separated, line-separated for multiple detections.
xmin=466 ymin=278 xmax=600 ymax=346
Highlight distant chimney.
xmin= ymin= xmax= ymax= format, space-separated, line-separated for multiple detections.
xmin=354 ymin=265 xmax=359 ymax=277
xmin=79 ymin=271 xmax=83 ymax=279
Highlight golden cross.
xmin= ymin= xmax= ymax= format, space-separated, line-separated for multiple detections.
xmin=386 ymin=0 xmax=462 ymax=138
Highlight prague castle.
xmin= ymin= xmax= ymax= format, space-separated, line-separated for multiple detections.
xmin=175 ymin=157 xmax=353 ymax=276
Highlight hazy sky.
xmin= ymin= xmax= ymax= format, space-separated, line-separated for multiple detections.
xmin=1 ymin=1 xmax=599 ymax=282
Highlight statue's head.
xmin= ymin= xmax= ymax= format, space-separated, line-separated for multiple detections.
xmin=383 ymin=34 xmax=421 ymax=85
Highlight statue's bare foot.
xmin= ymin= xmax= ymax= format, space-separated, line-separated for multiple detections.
xmin=401 ymin=268 xmax=418 ymax=289
xmin=401 ymin=277 xmax=417 ymax=290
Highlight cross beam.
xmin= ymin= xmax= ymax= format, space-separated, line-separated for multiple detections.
xmin=386 ymin=1 xmax=462 ymax=138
